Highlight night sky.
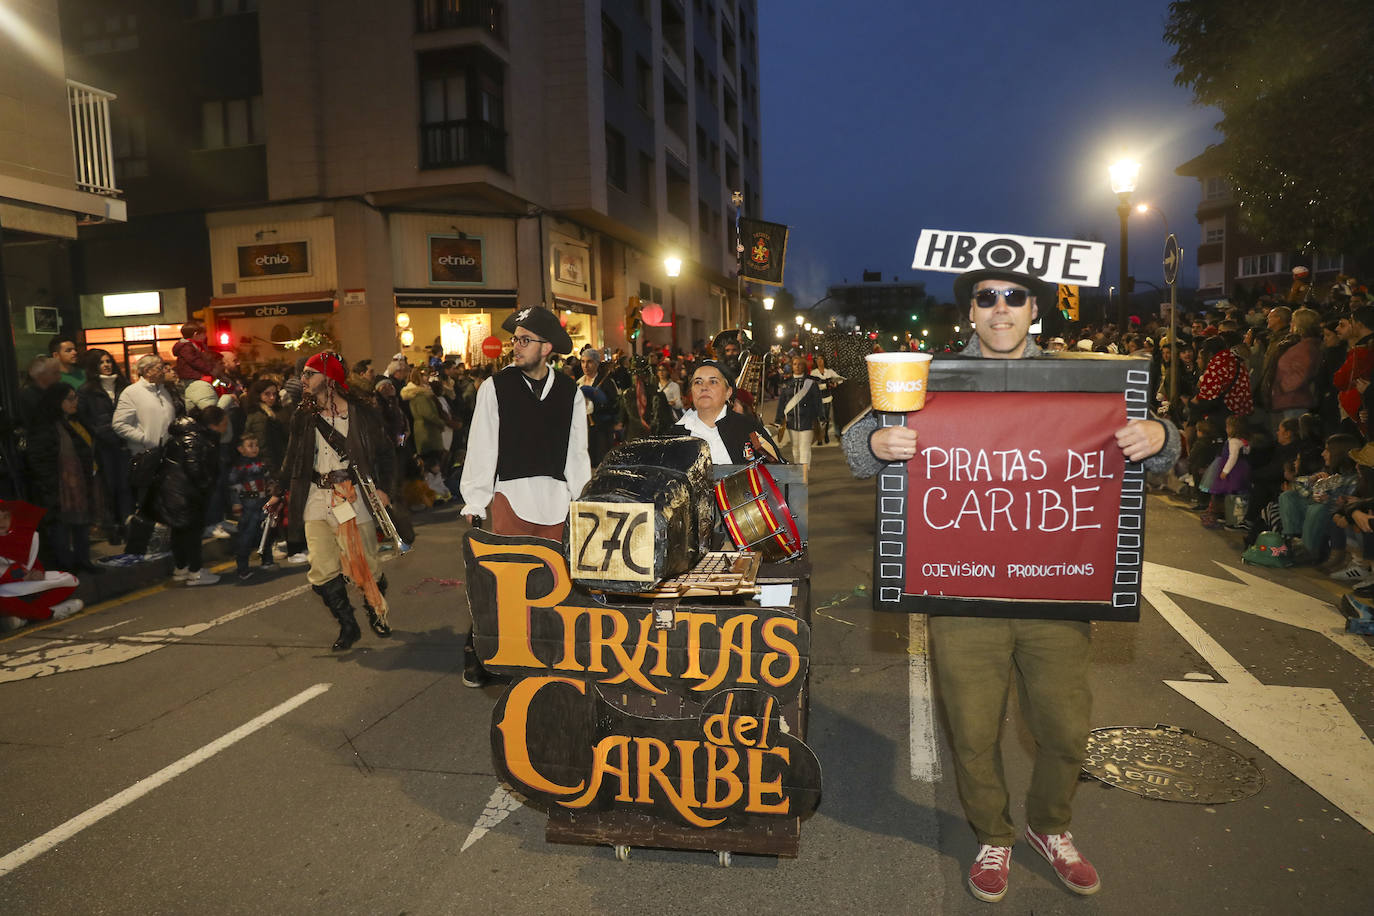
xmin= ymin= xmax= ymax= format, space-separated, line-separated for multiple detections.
xmin=759 ymin=0 xmax=1221 ymax=310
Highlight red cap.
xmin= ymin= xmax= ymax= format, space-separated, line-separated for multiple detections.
xmin=304 ymin=352 xmax=348 ymax=389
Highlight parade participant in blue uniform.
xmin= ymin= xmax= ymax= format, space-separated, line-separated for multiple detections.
xmin=460 ymin=305 xmax=591 ymax=687
xmin=844 ymin=265 xmax=1180 ymax=905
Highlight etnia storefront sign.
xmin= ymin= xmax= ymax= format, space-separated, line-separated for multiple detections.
xmin=913 ymin=229 xmax=1107 ymax=288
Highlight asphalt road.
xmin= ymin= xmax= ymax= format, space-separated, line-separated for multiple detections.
xmin=2 ymin=444 xmax=1372 ymax=915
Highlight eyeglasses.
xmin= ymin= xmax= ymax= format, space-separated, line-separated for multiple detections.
xmin=973 ymin=288 xmax=1030 ymax=309
xmin=511 ymin=335 xmax=548 ymax=348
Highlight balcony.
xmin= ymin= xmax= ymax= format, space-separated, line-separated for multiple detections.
xmin=416 ymin=0 xmax=504 ymax=39
xmin=67 ymin=80 xmax=121 ymax=197
xmin=420 ymin=119 xmax=507 ymax=171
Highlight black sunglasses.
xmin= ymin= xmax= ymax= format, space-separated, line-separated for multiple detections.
xmin=973 ymin=288 xmax=1031 ymax=309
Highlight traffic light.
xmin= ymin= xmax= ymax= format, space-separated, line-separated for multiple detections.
xmin=1057 ymin=284 xmax=1079 ymax=321
xmin=625 ymin=295 xmax=643 ymax=340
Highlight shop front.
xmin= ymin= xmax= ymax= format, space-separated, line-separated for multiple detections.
xmin=77 ymin=288 xmax=191 ymax=377
xmin=207 ymin=291 xmax=337 ymax=369
xmin=388 ymin=212 xmax=522 ymax=366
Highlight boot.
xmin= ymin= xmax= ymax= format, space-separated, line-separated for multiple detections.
xmin=363 ymin=574 xmax=392 ymax=638
xmin=312 ymin=575 xmax=361 ymax=651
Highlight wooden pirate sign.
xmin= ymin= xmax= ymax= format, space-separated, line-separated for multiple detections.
xmin=462 ymin=528 xmax=821 ymax=839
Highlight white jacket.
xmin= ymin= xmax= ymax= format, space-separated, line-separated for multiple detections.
xmin=111 ymin=379 xmax=177 ymax=454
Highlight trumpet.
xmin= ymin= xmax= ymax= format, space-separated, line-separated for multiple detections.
xmin=350 ymin=465 xmax=410 ymax=554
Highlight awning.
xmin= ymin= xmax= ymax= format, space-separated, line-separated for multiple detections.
xmin=209 ymin=290 xmax=336 ymax=320
xmin=553 ymin=295 xmax=599 ymax=316
xmin=393 ymin=288 xmax=518 ymax=309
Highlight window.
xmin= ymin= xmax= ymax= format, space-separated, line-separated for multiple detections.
xmin=112 ymin=112 xmax=149 ymax=179
xmin=200 ymin=96 xmax=264 ymax=149
xmin=419 ymin=48 xmax=506 ymax=170
xmin=1204 ymin=176 xmax=1228 ymax=200
xmin=1315 ymin=252 xmax=1345 ymax=273
xmin=602 ymin=14 xmax=623 ymax=83
xmin=638 ymin=151 xmax=654 ymax=206
xmin=1238 ymin=253 xmax=1283 ymax=278
xmin=638 ymin=282 xmax=663 ymax=304
xmin=1198 ymin=262 xmax=1224 ymax=290
xmin=416 ymin=0 xmax=504 ymax=37
xmin=636 ymin=57 xmax=653 ymax=112
xmin=694 ymin=52 xmax=706 ymax=89
xmin=1202 ymin=218 xmax=1224 ymax=245
xmin=79 ymin=13 xmax=138 ymax=54
xmin=696 ymin=125 xmax=708 ymax=162
xmin=606 ymin=124 xmax=627 ymax=190
xmin=186 ymin=0 xmax=258 ymax=18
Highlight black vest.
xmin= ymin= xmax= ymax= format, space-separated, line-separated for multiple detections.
xmin=494 ymin=366 xmax=577 ymax=481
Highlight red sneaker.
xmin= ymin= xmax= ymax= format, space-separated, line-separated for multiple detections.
xmin=1024 ymin=828 xmax=1100 ymax=895
xmin=967 ymin=843 xmax=1012 ymax=903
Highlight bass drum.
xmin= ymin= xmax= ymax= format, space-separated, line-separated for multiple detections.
xmin=713 ymin=460 xmax=802 ymax=563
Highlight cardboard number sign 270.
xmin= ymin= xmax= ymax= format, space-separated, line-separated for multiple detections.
xmin=872 ymin=355 xmax=1151 ymax=621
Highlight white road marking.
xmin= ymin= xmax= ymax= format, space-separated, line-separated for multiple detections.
xmin=89 ymin=618 xmax=140 ymax=634
xmin=0 ymin=682 xmax=331 ymax=877
xmin=462 ymin=783 xmax=526 ymax=852
xmin=0 ymin=583 xmax=313 ymax=683
xmin=908 ymin=614 xmax=941 ymax=782
xmin=1143 ymin=566 xmax=1374 ymax=833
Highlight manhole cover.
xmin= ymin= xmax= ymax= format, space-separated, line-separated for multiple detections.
xmin=1081 ymin=724 xmax=1264 ymax=804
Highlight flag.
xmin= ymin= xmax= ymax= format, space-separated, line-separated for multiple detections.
xmin=738 ymin=218 xmax=789 ymax=287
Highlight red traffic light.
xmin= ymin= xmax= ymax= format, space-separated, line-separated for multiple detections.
xmin=217 ymin=331 xmax=231 ymax=346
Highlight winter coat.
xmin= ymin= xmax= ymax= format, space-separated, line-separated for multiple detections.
xmin=77 ymin=377 xmax=128 ymax=450
xmin=112 ymin=378 xmax=179 ymax=454
xmin=153 ymin=416 xmax=220 ymax=528
xmin=243 ymin=406 xmax=289 ymax=478
xmin=24 ymin=416 xmax=95 ymax=518
xmin=776 ymin=374 xmax=824 ymax=430
xmin=1270 ymin=336 xmax=1321 ymax=411
xmin=401 ymin=381 xmax=446 ymax=456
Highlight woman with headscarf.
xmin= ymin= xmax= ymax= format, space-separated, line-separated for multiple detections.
xmin=25 ymin=383 xmax=99 ymax=573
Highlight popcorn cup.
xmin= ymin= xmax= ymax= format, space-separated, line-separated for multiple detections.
xmin=866 ymin=352 xmax=933 ymax=412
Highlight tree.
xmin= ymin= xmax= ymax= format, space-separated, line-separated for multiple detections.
xmin=1165 ymin=0 xmax=1374 ymax=256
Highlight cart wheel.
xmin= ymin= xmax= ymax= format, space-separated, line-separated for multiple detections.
xmin=717 ymin=850 xmax=732 ymax=868
xmin=614 ymin=844 xmax=631 ymax=862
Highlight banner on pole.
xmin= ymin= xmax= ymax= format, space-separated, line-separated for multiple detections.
xmin=738 ymin=218 xmax=789 ymax=287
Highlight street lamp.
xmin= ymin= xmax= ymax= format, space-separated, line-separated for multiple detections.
xmin=763 ymin=296 xmax=774 ymax=311
xmin=664 ymin=255 xmax=682 ymax=353
xmin=1109 ymin=158 xmax=1140 ymax=329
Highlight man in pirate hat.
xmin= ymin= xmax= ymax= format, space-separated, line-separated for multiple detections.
xmin=842 ymin=264 xmax=1180 ymax=904
xmin=272 ymin=351 xmax=396 ymax=651
xmin=459 ymin=305 xmax=591 ymax=687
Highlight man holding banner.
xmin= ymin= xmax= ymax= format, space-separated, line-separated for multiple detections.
xmin=843 ymin=252 xmax=1179 ymax=904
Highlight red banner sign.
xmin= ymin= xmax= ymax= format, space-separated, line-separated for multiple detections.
xmin=903 ymin=391 xmax=1125 ymax=602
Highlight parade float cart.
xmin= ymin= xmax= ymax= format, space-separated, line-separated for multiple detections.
xmin=462 ymin=442 xmax=818 ymax=865
xmin=870 ymin=354 xmax=1152 ymax=621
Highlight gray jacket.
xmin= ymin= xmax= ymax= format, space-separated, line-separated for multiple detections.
xmin=841 ymin=338 xmax=1181 ymax=478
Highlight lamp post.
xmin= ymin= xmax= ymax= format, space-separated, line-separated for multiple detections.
xmin=664 ymin=255 xmax=682 ymax=354
xmin=1109 ymin=158 xmax=1140 ymax=330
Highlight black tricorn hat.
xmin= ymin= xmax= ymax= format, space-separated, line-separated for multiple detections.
xmin=953 ymin=268 xmax=1055 ymax=308
xmin=502 ymin=305 xmax=573 ymax=354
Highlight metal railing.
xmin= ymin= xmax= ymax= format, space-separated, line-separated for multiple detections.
xmin=67 ymin=79 xmax=121 ymax=197
xmin=415 ymin=0 xmax=503 ymax=37
xmin=419 ymin=119 xmax=507 ymax=171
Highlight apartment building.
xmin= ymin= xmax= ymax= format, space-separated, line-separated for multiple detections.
xmin=1176 ymin=145 xmax=1345 ymax=301
xmin=0 ymin=0 xmax=125 ymax=419
xmin=59 ymin=0 xmax=763 ymax=368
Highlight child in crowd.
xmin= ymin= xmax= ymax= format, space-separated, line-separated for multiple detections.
xmin=1279 ymin=433 xmax=1362 ymax=564
xmin=1201 ymin=414 xmax=1250 ymax=529
xmin=228 ymin=433 xmax=275 ymax=582
xmin=1187 ymin=417 xmax=1223 ymax=510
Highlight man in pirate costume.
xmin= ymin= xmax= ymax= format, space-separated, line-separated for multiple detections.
xmin=460 ymin=305 xmax=591 ymax=687
xmin=273 ymin=352 xmax=396 ymax=651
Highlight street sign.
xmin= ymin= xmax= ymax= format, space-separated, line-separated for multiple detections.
xmin=1057 ymin=284 xmax=1079 ymax=320
xmin=1163 ymin=234 xmax=1180 ymax=286
xmin=481 ymin=336 xmax=503 ymax=359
